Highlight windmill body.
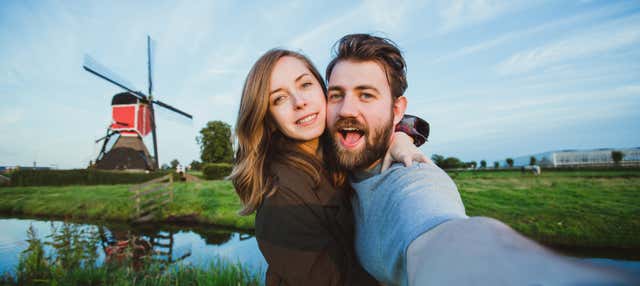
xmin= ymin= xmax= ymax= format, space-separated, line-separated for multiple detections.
xmin=95 ymin=93 xmax=154 ymax=170
xmin=86 ymin=36 xmax=192 ymax=171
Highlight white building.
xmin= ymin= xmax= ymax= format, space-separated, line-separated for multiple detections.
xmin=509 ymin=147 xmax=640 ymax=167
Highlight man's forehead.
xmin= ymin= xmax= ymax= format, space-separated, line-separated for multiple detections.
xmin=329 ymin=60 xmax=389 ymax=91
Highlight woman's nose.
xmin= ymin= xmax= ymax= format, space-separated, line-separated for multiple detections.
xmin=293 ymin=93 xmax=308 ymax=109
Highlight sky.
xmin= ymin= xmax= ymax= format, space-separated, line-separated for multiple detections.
xmin=1 ymin=0 xmax=639 ymax=169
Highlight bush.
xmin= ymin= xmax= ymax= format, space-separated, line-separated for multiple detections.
xmin=202 ymin=163 xmax=233 ymax=180
xmin=9 ymin=169 xmax=169 ymax=186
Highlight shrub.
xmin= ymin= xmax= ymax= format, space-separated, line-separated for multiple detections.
xmin=9 ymin=169 xmax=169 ymax=186
xmin=202 ymin=163 xmax=233 ymax=180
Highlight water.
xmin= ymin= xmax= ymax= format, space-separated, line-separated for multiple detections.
xmin=1 ymin=217 xmax=639 ymax=280
xmin=0 ymin=217 xmax=267 ymax=276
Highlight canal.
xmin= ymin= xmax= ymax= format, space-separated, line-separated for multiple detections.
xmin=1 ymin=217 xmax=639 ymax=281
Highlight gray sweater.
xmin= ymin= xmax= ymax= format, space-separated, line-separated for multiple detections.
xmin=350 ymin=162 xmax=468 ymax=286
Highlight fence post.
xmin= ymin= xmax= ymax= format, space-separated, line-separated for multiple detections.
xmin=169 ymin=174 xmax=174 ymax=202
xmin=135 ymin=186 xmax=140 ymax=218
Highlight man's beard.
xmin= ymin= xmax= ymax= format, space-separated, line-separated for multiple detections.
xmin=330 ymin=115 xmax=394 ymax=171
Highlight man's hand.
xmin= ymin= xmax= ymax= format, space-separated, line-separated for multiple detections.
xmin=382 ymin=132 xmax=430 ymax=172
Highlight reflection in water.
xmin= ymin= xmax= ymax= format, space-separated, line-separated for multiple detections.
xmin=0 ymin=218 xmax=266 ymax=277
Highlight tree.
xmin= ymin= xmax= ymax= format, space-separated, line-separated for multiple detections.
xmin=506 ymin=158 xmax=514 ymax=168
xmin=170 ymin=159 xmax=180 ymax=169
xmin=493 ymin=161 xmax=499 ymax=168
xmin=480 ymin=160 xmax=487 ymax=168
xmin=431 ymin=154 xmax=445 ymax=167
xmin=442 ymin=157 xmax=464 ymax=169
xmin=161 ymin=163 xmax=171 ymax=170
xmin=611 ymin=151 xmax=624 ymax=165
xmin=190 ymin=160 xmax=202 ymax=171
xmin=468 ymin=161 xmax=477 ymax=169
xmin=530 ymin=156 xmax=537 ymax=166
xmin=197 ymin=121 xmax=233 ymax=163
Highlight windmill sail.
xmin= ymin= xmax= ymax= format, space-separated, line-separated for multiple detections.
xmin=83 ymin=55 xmax=146 ymax=100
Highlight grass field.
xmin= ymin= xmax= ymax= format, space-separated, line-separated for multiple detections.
xmin=452 ymin=170 xmax=640 ymax=248
xmin=0 ymin=180 xmax=254 ymax=230
xmin=0 ymin=169 xmax=638 ymax=248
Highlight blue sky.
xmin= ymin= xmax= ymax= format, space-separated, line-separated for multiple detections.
xmin=1 ymin=0 xmax=639 ymax=169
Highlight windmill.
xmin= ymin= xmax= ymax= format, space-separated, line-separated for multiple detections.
xmin=85 ymin=36 xmax=192 ymax=171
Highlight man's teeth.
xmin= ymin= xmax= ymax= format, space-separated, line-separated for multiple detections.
xmin=342 ymin=127 xmax=360 ymax=131
xmin=297 ymin=114 xmax=316 ymax=124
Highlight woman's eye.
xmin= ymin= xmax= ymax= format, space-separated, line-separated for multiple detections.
xmin=273 ymin=95 xmax=286 ymax=104
xmin=361 ymin=93 xmax=373 ymax=99
xmin=301 ymin=82 xmax=313 ymax=89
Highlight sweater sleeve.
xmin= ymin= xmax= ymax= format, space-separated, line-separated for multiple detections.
xmin=395 ymin=114 xmax=430 ymax=147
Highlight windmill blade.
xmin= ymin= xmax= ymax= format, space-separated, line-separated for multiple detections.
xmin=83 ymin=54 xmax=147 ymax=100
xmin=152 ymin=99 xmax=193 ymax=119
xmin=147 ymin=36 xmax=156 ymax=96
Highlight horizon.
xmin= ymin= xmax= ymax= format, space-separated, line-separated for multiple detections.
xmin=1 ymin=1 xmax=639 ymax=169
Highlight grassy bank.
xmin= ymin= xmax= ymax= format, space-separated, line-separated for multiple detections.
xmin=0 ymin=180 xmax=254 ymax=230
xmin=0 ymin=170 xmax=638 ymax=248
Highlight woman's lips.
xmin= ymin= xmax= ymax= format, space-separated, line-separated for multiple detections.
xmin=296 ymin=113 xmax=318 ymax=126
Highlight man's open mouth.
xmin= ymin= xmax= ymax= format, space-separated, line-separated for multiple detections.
xmin=339 ymin=127 xmax=365 ymax=148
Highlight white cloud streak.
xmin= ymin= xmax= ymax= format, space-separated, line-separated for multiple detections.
xmin=434 ymin=2 xmax=633 ymax=63
xmin=496 ymin=14 xmax=640 ymax=75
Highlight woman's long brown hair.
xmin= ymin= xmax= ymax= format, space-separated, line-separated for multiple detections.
xmin=229 ymin=49 xmax=335 ymax=216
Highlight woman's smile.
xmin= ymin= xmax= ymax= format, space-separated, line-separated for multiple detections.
xmin=296 ymin=113 xmax=318 ymax=126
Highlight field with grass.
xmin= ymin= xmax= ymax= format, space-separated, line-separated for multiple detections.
xmin=0 ymin=169 xmax=638 ymax=248
xmin=0 ymin=180 xmax=254 ymax=230
xmin=451 ymin=169 xmax=640 ymax=248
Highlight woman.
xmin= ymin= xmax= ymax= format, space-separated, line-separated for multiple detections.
xmin=229 ymin=49 xmax=426 ymax=285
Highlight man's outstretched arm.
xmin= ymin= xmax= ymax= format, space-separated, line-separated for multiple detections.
xmin=407 ymin=217 xmax=639 ymax=285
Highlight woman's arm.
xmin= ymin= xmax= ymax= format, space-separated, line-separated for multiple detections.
xmin=382 ymin=114 xmax=431 ymax=171
xmin=395 ymin=114 xmax=429 ymax=147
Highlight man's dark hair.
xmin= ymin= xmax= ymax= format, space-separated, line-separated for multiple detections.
xmin=326 ymin=33 xmax=407 ymax=99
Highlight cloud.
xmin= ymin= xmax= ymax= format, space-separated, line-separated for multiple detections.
xmin=496 ymin=14 xmax=640 ymax=75
xmin=433 ymin=2 xmax=633 ymax=63
xmin=0 ymin=106 xmax=24 ymax=124
xmin=436 ymin=0 xmax=529 ymax=34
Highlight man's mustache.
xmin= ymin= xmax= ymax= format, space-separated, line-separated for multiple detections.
xmin=333 ymin=117 xmax=367 ymax=133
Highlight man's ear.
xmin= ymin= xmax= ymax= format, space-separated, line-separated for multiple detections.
xmin=392 ymin=96 xmax=407 ymax=125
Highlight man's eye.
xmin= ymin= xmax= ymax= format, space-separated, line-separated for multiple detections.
xmin=328 ymin=93 xmax=343 ymax=100
xmin=361 ymin=93 xmax=373 ymax=99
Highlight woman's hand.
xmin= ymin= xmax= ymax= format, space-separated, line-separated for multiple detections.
xmin=382 ymin=132 xmax=430 ymax=172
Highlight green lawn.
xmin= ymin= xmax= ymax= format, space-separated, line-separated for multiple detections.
xmin=1 ymin=169 xmax=638 ymax=248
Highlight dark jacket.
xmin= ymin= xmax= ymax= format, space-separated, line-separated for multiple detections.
xmin=255 ymin=162 xmax=378 ymax=286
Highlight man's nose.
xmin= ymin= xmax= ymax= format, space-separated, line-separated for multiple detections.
xmin=338 ymin=94 xmax=358 ymax=117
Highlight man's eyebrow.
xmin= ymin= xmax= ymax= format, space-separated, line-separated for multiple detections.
xmin=355 ymin=85 xmax=380 ymax=94
xmin=328 ymin=86 xmax=344 ymax=92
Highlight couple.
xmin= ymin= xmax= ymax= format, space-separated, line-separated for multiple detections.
xmin=231 ymin=34 xmax=637 ymax=285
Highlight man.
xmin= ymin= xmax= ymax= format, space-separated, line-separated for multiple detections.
xmin=325 ymin=33 xmax=638 ymax=286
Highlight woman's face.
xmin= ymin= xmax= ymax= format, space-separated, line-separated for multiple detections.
xmin=268 ymin=56 xmax=326 ymax=141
